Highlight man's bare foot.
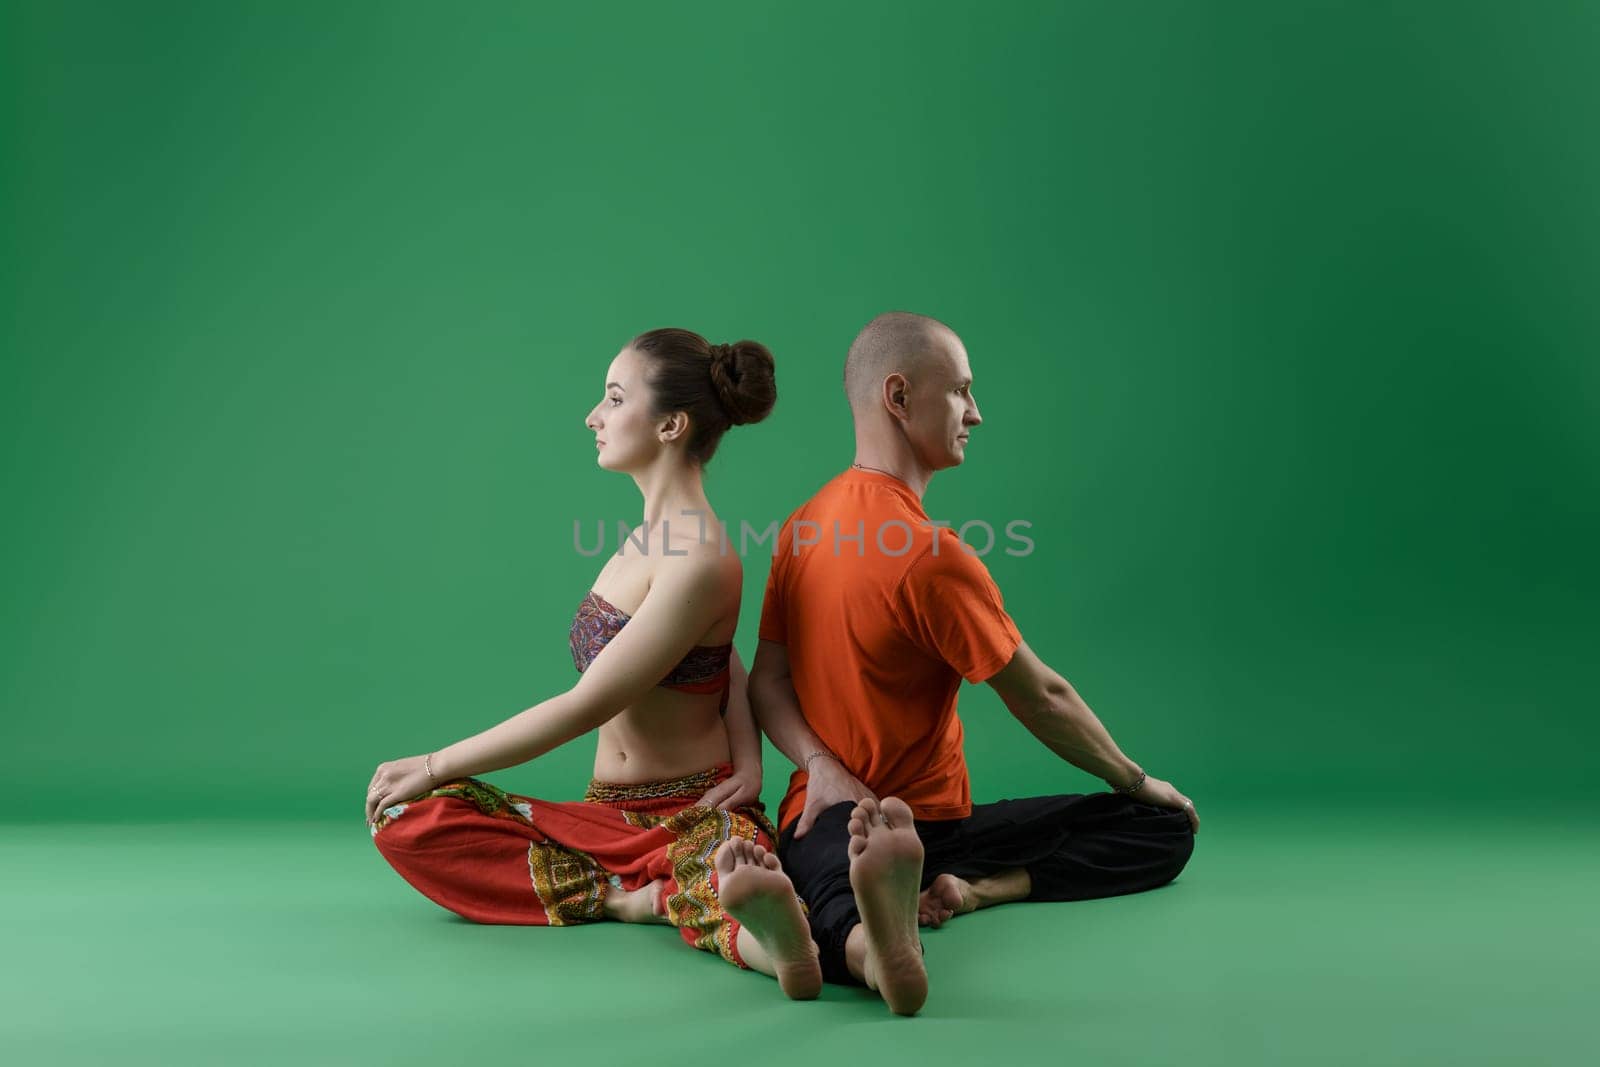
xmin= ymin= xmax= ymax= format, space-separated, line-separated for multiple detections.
xmin=602 ymin=877 xmax=670 ymax=924
xmin=918 ymin=873 xmax=978 ymax=928
xmin=848 ymin=796 xmax=928 ymax=1016
xmin=714 ymin=838 xmax=822 ymax=1000
xmin=918 ymin=868 xmax=1031 ymax=927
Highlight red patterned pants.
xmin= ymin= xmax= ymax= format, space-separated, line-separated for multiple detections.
xmin=370 ymin=762 xmax=777 ymax=968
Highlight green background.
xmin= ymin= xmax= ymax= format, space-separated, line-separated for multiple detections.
xmin=3 ymin=1 xmax=1595 ymax=1064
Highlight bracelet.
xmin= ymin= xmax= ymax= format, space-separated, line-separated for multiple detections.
xmin=803 ymin=751 xmax=837 ymax=772
xmin=1112 ymin=769 xmax=1147 ymax=795
xmin=425 ymin=752 xmax=439 ymax=785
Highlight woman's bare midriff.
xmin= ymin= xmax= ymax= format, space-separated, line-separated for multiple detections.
xmin=587 ymin=533 xmax=740 ymax=785
xmin=591 ymin=685 xmax=732 ymax=783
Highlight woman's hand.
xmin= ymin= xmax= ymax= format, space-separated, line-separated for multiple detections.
xmin=365 ymin=755 xmax=437 ymax=825
xmin=695 ymin=765 xmax=761 ymax=812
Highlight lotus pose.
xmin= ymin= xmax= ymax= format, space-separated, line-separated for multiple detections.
xmin=366 ymin=328 xmax=821 ymax=999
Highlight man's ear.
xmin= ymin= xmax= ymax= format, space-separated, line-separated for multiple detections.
xmin=658 ymin=411 xmax=689 ymax=443
xmin=882 ymin=373 xmax=910 ymax=420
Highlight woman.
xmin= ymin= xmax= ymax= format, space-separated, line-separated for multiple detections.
xmin=365 ymin=328 xmax=820 ymax=998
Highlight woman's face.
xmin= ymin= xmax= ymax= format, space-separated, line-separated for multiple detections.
xmin=584 ymin=347 xmax=661 ymax=472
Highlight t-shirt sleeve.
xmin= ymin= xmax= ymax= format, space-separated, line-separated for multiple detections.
xmin=893 ymin=533 xmax=1022 ymax=683
xmin=757 ymin=529 xmax=790 ymax=645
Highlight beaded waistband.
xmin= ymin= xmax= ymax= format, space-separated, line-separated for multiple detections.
xmin=582 ymin=765 xmax=726 ymax=804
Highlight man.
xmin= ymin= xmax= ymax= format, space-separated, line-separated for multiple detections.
xmin=748 ymin=311 xmax=1199 ymax=1016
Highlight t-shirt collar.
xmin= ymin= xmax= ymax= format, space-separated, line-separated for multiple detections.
xmin=840 ymin=465 xmax=926 ymax=514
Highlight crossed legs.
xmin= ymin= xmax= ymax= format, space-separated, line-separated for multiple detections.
xmin=614 ymin=801 xmax=928 ymax=1011
xmin=618 ymin=790 xmax=1195 ymax=1015
xmin=780 ymin=790 xmax=1196 ymax=1013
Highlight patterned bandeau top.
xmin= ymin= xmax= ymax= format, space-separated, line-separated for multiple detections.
xmin=569 ymin=589 xmax=734 ymax=704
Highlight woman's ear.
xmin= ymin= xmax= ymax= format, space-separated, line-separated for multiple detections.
xmin=658 ymin=411 xmax=689 ymax=443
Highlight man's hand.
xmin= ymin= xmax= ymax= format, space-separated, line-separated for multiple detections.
xmin=794 ymin=755 xmax=877 ymax=837
xmin=696 ymin=766 xmax=762 ymax=812
xmin=1130 ymin=774 xmax=1200 ymax=833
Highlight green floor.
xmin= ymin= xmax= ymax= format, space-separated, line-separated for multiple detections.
xmin=4 ymin=804 xmax=1593 ymax=1066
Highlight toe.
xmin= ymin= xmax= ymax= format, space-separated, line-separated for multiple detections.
xmin=761 ymin=849 xmax=782 ymax=872
xmin=880 ymin=796 xmax=913 ymax=827
xmin=714 ymin=839 xmax=738 ymax=877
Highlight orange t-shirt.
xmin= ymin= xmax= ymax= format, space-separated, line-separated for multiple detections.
xmin=759 ymin=467 xmax=1023 ymax=830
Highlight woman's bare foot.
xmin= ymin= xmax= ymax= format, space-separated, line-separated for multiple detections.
xmin=918 ymin=873 xmax=978 ymax=928
xmin=715 ymin=838 xmax=822 ymax=1000
xmin=847 ymin=796 xmax=928 ymax=1016
xmin=602 ymin=877 xmax=671 ymax=924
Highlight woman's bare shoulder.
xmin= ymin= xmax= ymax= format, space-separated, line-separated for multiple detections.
xmin=653 ymin=536 xmax=741 ymax=592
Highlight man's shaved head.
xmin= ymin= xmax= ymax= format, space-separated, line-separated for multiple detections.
xmin=844 ymin=311 xmax=961 ymax=416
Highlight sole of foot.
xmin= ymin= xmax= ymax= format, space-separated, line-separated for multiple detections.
xmin=848 ymin=796 xmax=928 ymax=1016
xmin=715 ymin=837 xmax=822 ymax=1000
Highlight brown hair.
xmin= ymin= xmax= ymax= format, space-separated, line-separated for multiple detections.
xmin=629 ymin=327 xmax=777 ymax=466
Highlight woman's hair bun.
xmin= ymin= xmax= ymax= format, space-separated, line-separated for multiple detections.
xmin=708 ymin=340 xmax=777 ymax=426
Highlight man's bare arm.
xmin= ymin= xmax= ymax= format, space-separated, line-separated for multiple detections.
xmin=748 ymin=639 xmax=831 ymax=768
xmin=987 ymin=640 xmax=1199 ymax=831
xmin=749 ymin=638 xmax=876 ymax=836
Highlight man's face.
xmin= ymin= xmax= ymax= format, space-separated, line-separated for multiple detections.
xmin=902 ymin=337 xmax=982 ymax=471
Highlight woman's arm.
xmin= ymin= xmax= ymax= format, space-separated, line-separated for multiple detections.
xmin=696 ymin=646 xmax=763 ymax=809
xmin=432 ymin=554 xmax=730 ymax=781
xmin=724 ymin=648 xmax=763 ymax=773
